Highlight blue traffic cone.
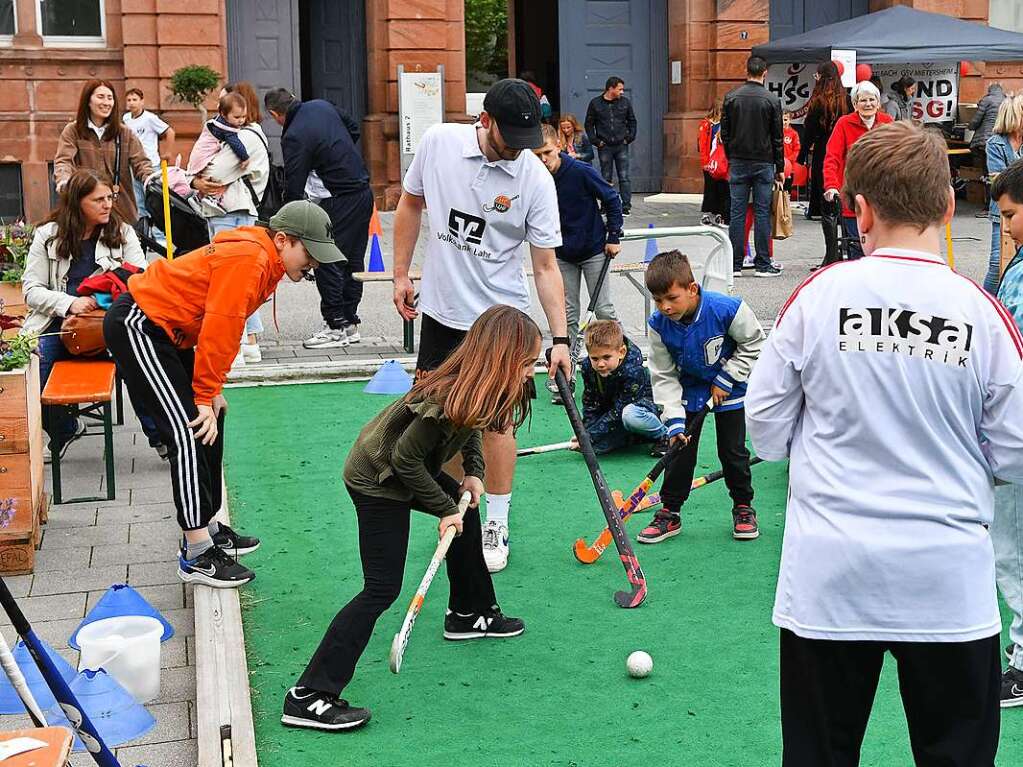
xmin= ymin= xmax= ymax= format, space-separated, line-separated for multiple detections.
xmin=44 ymin=669 xmax=156 ymax=751
xmin=368 ymin=234 xmax=385 ymax=272
xmin=364 ymin=360 xmax=413 ymax=395
xmin=0 ymin=637 xmax=77 ymax=714
xmin=69 ymin=584 xmax=174 ymax=650
xmin=644 ymin=223 xmax=658 ymax=262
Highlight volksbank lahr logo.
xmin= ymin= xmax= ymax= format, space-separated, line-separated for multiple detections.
xmin=838 ymin=307 xmax=973 ymax=367
xmin=448 ymin=209 xmax=486 ymax=245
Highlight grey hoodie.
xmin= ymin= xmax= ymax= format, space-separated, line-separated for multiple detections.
xmin=970 ymin=84 xmax=1006 ymax=150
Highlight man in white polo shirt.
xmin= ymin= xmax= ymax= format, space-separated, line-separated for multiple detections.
xmin=392 ymin=78 xmax=570 ymax=573
xmin=746 ymin=122 xmax=1023 ymax=764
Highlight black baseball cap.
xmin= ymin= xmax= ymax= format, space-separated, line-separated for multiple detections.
xmin=483 ymin=78 xmax=544 ymax=150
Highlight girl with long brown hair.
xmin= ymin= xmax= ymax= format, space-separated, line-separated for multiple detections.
xmin=284 ymin=305 xmax=538 ymax=732
xmin=558 ymin=112 xmax=594 ymax=163
xmin=797 ymin=62 xmax=850 ymax=220
xmin=53 ymin=79 xmax=153 ymax=223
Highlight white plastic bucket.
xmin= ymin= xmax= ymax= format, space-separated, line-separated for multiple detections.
xmin=76 ymin=615 xmax=163 ymax=703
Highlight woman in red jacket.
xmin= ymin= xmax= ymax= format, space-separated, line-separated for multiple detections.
xmin=823 ymin=80 xmax=894 ymax=259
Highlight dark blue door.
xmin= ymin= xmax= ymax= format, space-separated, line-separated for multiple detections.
xmin=558 ymin=0 xmax=667 ymax=192
xmin=771 ymin=0 xmax=869 ymax=40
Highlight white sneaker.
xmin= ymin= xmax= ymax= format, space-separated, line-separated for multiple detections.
xmin=742 ymin=254 xmax=755 ymax=269
xmin=241 ymin=343 xmax=262 ymax=363
xmin=232 ymin=349 xmax=246 ymax=367
xmin=482 ymin=520 xmax=509 ymax=573
xmin=303 ymin=327 xmax=350 ymax=349
xmin=343 ymin=324 xmax=361 ymax=344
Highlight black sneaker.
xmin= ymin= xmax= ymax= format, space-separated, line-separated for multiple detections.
xmin=1001 ymin=667 xmax=1023 ymax=709
xmin=281 ymin=687 xmax=371 ymax=731
xmin=212 ymin=523 xmax=261 ymax=556
xmin=47 ymin=418 xmax=87 ymax=462
xmin=151 ymin=441 xmax=169 ymax=460
xmin=178 ymin=545 xmax=255 ymax=588
xmin=1008 ymin=643 xmax=1018 ymax=662
xmin=443 ymin=608 xmax=525 ymax=640
xmin=649 ymin=436 xmax=670 ymax=458
xmin=622 ymin=206 xmax=632 ymax=216
xmin=754 ymin=265 xmax=783 ymax=278
xmin=638 ymin=511 xmax=682 ymax=543
xmin=732 ymin=505 xmax=760 ymax=540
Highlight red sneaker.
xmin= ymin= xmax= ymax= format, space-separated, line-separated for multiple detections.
xmin=732 ymin=505 xmax=760 ymax=540
xmin=637 ymin=512 xmax=682 ymax=544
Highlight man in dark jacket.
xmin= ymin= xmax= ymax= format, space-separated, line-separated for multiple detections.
xmin=265 ymin=88 xmax=374 ymax=348
xmin=585 ymin=76 xmax=638 ymax=215
xmin=970 ymin=82 xmax=1006 ymax=214
xmin=720 ymin=55 xmax=784 ymax=278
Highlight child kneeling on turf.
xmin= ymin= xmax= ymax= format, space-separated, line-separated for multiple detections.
xmin=104 ymin=200 xmax=338 ymax=588
xmin=283 ymin=305 xmax=535 ymax=732
xmin=990 ymin=162 xmax=1023 ymax=708
xmin=576 ymin=320 xmax=662 ymax=454
xmin=640 ymin=250 xmax=765 ymax=544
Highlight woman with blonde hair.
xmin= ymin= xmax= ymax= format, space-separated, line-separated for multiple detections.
xmin=558 ymin=113 xmax=594 ymax=163
xmin=985 ymin=93 xmax=1023 ymax=293
xmin=283 ymin=304 xmax=536 ymax=732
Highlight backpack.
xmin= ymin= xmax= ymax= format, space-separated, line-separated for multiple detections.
xmin=241 ymin=128 xmax=286 ymax=223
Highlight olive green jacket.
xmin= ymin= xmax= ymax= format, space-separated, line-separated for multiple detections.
xmin=343 ymin=397 xmax=485 ymax=518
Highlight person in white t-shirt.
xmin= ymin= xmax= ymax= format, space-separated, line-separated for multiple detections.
xmin=746 ymin=121 xmax=1023 ymax=765
xmin=392 ymin=78 xmax=570 ymax=573
xmin=123 ymin=88 xmax=175 ymax=227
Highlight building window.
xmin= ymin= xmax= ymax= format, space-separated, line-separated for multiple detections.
xmin=37 ymin=0 xmax=104 ymax=44
xmin=0 ymin=165 xmax=24 ymax=223
xmin=0 ymin=0 xmax=15 ymax=42
xmin=991 ymin=0 xmax=1023 ymax=33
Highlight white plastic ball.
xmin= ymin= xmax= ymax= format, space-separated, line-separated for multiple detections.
xmin=626 ymin=650 xmax=653 ymax=678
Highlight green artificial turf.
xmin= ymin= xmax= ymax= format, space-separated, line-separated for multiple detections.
xmin=224 ymin=379 xmax=1022 ymax=767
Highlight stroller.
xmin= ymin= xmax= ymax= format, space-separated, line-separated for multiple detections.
xmin=142 ymin=174 xmax=210 ymax=257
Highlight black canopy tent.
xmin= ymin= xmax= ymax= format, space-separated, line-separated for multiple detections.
xmin=752 ymin=6 xmax=1023 ymax=64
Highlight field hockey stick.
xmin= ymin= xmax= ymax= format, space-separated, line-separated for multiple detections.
xmin=389 ymin=491 xmax=472 ymax=674
xmin=547 ymin=253 xmax=614 ymax=394
xmin=0 ymin=578 xmax=122 ymax=767
xmin=572 ymin=405 xmax=712 ymax=564
xmin=516 ymin=440 xmax=574 ymax=457
xmin=577 ymin=455 xmax=765 ymax=564
xmin=552 ymin=362 xmax=647 ymax=608
xmin=0 ymin=627 xmax=46 ymax=726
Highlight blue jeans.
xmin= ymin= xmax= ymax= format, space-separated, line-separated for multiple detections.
xmin=987 ymin=219 xmax=1002 ymax=293
xmin=598 ymin=144 xmax=632 ymax=209
xmin=207 ymin=214 xmax=263 ymax=335
xmin=994 ymin=482 xmax=1023 ymax=670
xmin=622 ymin=403 xmax=666 ymax=440
xmin=842 ymin=216 xmax=865 ymax=260
xmin=728 ymin=160 xmax=774 ymax=270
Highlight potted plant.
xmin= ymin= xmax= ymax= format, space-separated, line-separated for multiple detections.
xmin=0 ymin=222 xmax=32 ymax=315
xmin=169 ymin=65 xmax=221 ymax=124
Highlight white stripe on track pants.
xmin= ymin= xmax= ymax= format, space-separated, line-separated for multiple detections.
xmin=103 ymin=295 xmax=225 ymax=532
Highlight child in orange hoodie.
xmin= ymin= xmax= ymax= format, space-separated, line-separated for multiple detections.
xmin=103 ymin=201 xmax=344 ymax=587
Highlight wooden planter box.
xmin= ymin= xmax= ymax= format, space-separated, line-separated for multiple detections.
xmin=0 ymin=282 xmax=25 ymax=319
xmin=0 ymin=356 xmax=46 ymax=574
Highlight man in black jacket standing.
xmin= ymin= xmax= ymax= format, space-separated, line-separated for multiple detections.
xmin=720 ymin=55 xmax=784 ymax=278
xmin=585 ymin=77 xmax=637 ymax=216
xmin=265 ymin=88 xmax=374 ymax=348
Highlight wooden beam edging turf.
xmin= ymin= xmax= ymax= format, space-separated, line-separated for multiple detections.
xmin=195 ymin=489 xmax=259 ymax=767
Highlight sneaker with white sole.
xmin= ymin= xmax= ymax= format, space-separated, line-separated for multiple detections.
xmin=178 ymin=545 xmax=254 ymax=588
xmin=281 ymin=687 xmax=371 ymax=731
xmin=482 ymin=520 xmax=509 ymax=573
xmin=443 ymin=608 xmax=525 ymax=640
xmin=212 ymin=523 xmax=261 ymax=556
xmin=1001 ymin=667 xmax=1023 ymax=708
xmin=240 ymin=343 xmax=262 ymax=363
xmin=303 ymin=327 xmax=350 ymax=349
xmin=342 ymin=323 xmax=361 ymax=344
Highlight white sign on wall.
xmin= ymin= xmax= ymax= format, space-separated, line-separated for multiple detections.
xmin=399 ymin=66 xmax=445 ymax=176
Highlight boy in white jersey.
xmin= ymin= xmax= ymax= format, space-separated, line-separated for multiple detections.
xmin=391 ymin=79 xmax=570 ymax=573
xmin=747 ymin=121 xmax=1023 ymax=764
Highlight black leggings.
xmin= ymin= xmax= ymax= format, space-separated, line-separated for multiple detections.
xmin=298 ymin=474 xmax=497 ymax=696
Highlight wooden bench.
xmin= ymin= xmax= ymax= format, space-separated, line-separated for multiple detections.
xmin=354 ymin=261 xmax=655 ymax=354
xmin=40 ymin=360 xmax=116 ymax=505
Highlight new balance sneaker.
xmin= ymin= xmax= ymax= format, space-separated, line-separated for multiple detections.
xmin=281 ymin=687 xmax=371 ymax=731
xmin=754 ymin=265 xmax=783 ymax=278
xmin=178 ymin=546 xmax=255 ymax=588
xmin=303 ymin=326 xmax=350 ymax=349
xmin=212 ymin=523 xmax=261 ymax=556
xmin=443 ymin=608 xmax=525 ymax=640
xmin=482 ymin=520 xmax=509 ymax=573
xmin=649 ymin=436 xmax=670 ymax=458
xmin=342 ymin=323 xmax=361 ymax=344
xmin=1001 ymin=667 xmax=1023 ymax=709
xmin=732 ymin=505 xmax=760 ymax=540
xmin=637 ymin=511 xmax=682 ymax=544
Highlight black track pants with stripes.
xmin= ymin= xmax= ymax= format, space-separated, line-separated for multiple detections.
xmin=104 ymin=294 xmax=224 ymax=532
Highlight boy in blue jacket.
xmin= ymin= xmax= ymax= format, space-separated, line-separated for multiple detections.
xmin=577 ymin=320 xmax=663 ymax=454
xmin=639 ymin=249 xmax=765 ymax=544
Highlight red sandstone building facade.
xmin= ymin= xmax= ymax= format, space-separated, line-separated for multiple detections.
xmin=1 ymin=0 xmax=1021 ymax=223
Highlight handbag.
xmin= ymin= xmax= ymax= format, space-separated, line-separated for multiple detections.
xmin=241 ymin=128 xmax=286 ymax=222
xmin=61 ymin=309 xmax=107 ymax=357
xmin=704 ymin=136 xmax=729 ymax=181
xmin=771 ymin=181 xmax=793 ymax=240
